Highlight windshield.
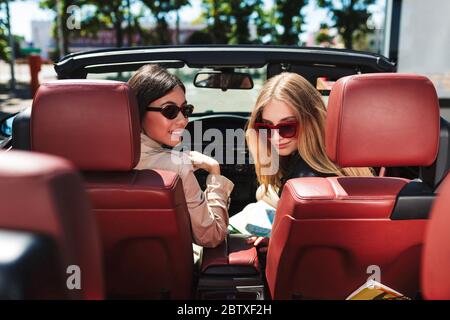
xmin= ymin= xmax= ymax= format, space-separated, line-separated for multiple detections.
xmin=87 ymin=66 xmax=267 ymax=114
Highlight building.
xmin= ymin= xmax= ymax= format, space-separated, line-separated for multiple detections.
xmin=31 ymin=20 xmax=53 ymax=59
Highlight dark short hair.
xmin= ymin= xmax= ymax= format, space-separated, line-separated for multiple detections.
xmin=127 ymin=64 xmax=186 ymax=122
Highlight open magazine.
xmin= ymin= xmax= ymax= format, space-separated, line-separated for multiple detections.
xmin=346 ymin=280 xmax=411 ymax=300
xmin=228 ymin=200 xmax=276 ymax=237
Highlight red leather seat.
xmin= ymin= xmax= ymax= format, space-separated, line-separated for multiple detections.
xmin=267 ymin=73 xmax=440 ymax=299
xmin=0 ymin=150 xmax=103 ymax=299
xmin=422 ymin=175 xmax=450 ymax=299
xmin=31 ymin=80 xmax=194 ymax=299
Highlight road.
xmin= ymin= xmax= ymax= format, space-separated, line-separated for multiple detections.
xmin=0 ymin=61 xmax=57 ymax=113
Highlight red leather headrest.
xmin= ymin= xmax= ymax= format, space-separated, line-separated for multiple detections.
xmin=326 ymin=73 xmax=440 ymax=167
xmin=31 ymin=80 xmax=140 ymax=171
xmin=422 ymin=174 xmax=450 ymax=299
xmin=0 ymin=150 xmax=79 ymax=237
xmin=0 ymin=150 xmax=104 ymax=299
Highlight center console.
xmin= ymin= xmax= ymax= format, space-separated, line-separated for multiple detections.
xmin=197 ymin=234 xmax=265 ymax=300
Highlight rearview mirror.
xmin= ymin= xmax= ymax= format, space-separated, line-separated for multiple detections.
xmin=194 ymin=72 xmax=253 ymax=91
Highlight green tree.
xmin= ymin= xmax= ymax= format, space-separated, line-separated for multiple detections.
xmin=141 ymin=0 xmax=190 ymax=45
xmin=1 ymin=2 xmax=19 ymax=61
xmin=1 ymin=0 xmax=25 ymax=61
xmin=0 ymin=27 xmax=8 ymax=61
xmin=254 ymin=4 xmax=276 ymax=44
xmin=186 ymin=30 xmax=213 ymax=44
xmin=40 ymin=0 xmax=79 ymax=55
xmin=274 ymin=0 xmax=308 ymax=45
xmin=0 ymin=3 xmax=9 ymax=61
xmin=84 ymin=0 xmax=146 ymax=47
xmin=132 ymin=10 xmax=154 ymax=45
xmin=172 ymin=0 xmax=191 ymax=44
xmin=201 ymin=0 xmax=231 ymax=44
xmin=318 ymin=0 xmax=375 ymax=49
xmin=254 ymin=0 xmax=308 ymax=45
xmin=228 ymin=0 xmax=262 ymax=44
xmin=41 ymin=0 xmax=138 ymax=50
xmin=85 ymin=0 xmax=128 ymax=47
xmin=201 ymin=0 xmax=263 ymax=44
xmin=315 ymin=22 xmax=334 ymax=46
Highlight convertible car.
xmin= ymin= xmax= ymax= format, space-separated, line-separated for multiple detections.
xmin=0 ymin=45 xmax=449 ymax=300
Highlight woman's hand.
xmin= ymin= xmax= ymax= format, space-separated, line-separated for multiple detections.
xmin=187 ymin=151 xmax=221 ymax=175
xmin=246 ymin=236 xmax=269 ymax=253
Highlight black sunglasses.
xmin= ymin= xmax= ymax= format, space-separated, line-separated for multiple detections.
xmin=146 ymin=104 xmax=194 ymax=120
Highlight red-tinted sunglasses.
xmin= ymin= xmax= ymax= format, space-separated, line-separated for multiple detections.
xmin=254 ymin=121 xmax=299 ymax=139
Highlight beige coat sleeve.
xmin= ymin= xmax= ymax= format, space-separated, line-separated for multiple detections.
xmin=179 ymin=162 xmax=234 ymax=248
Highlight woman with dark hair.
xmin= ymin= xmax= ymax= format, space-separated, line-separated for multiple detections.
xmin=128 ymin=64 xmax=234 ymax=248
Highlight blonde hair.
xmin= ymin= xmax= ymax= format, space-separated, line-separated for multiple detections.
xmin=246 ymin=72 xmax=374 ymax=191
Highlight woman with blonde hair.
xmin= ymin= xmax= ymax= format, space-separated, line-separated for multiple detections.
xmin=230 ymin=72 xmax=372 ymax=237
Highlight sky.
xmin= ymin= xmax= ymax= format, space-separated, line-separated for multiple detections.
xmin=7 ymin=0 xmax=385 ymax=43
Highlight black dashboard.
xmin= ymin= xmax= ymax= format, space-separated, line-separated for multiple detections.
xmin=182 ymin=113 xmax=257 ymax=215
